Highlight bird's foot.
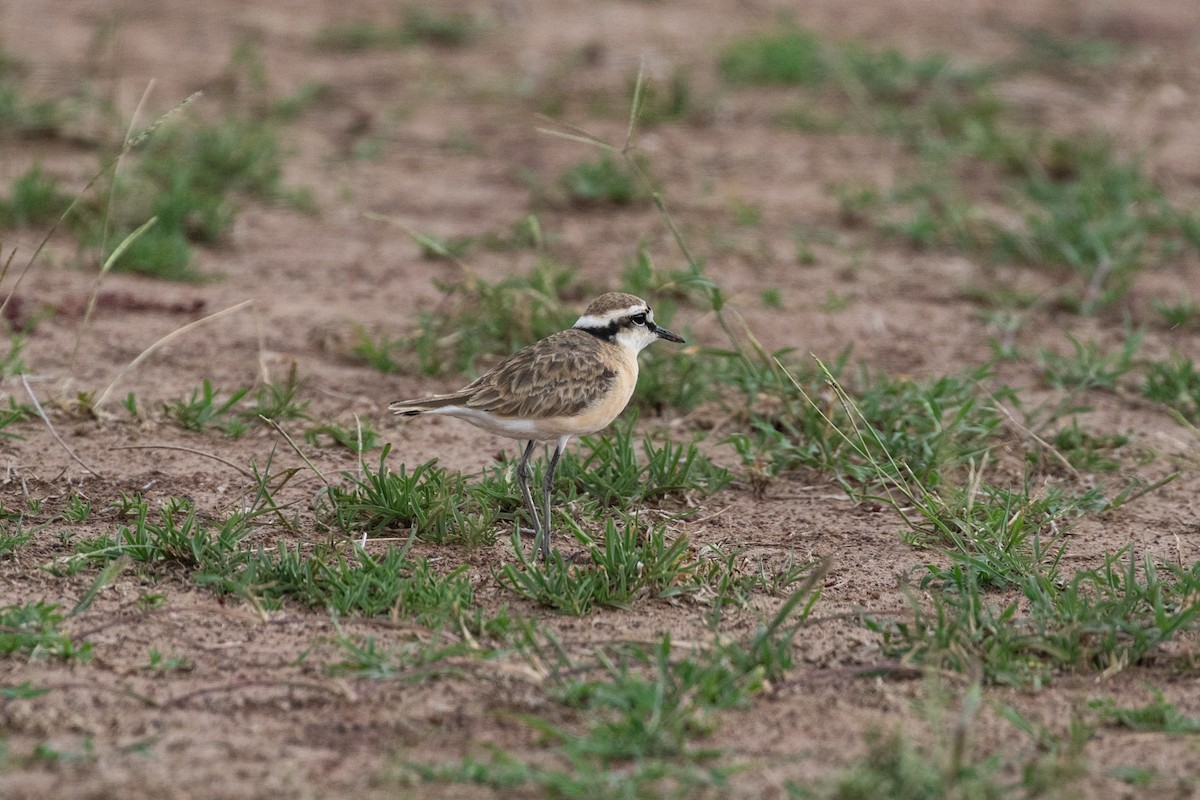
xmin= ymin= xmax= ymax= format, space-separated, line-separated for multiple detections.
xmin=535 ymin=527 xmax=552 ymax=562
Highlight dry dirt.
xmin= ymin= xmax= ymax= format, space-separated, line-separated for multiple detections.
xmin=2 ymin=1 xmax=1200 ymax=798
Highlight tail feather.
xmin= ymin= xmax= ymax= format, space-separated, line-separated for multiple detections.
xmin=389 ymin=391 xmax=471 ymax=416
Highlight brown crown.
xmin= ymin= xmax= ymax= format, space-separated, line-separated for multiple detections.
xmin=582 ymin=292 xmax=647 ymax=317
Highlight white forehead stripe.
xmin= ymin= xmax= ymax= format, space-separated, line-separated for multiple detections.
xmin=574 ymin=304 xmax=649 ymax=329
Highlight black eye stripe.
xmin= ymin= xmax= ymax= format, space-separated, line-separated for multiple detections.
xmin=578 ymin=320 xmax=619 ymax=340
xmin=578 ymin=309 xmax=655 ymax=340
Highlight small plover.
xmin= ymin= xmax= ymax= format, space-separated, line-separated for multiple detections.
xmin=390 ymin=292 xmax=685 ymax=559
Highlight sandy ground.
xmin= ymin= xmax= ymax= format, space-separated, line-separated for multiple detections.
xmin=1 ymin=1 xmax=1199 ymax=798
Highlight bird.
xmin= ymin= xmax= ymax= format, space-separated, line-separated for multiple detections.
xmin=389 ymin=292 xmax=685 ymax=560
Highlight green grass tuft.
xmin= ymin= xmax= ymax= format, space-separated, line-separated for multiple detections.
xmin=559 ymin=155 xmax=643 ymax=207
xmin=869 ymin=549 xmax=1200 ymax=687
xmin=0 ymin=602 xmax=90 ymax=661
xmin=0 ymin=164 xmax=72 ymax=229
xmin=62 ymin=492 xmax=486 ymax=626
xmin=93 ymin=115 xmax=291 ymax=280
xmin=162 ymin=380 xmax=253 ymax=437
xmin=1 ymin=43 xmax=303 ymax=281
xmin=557 ymin=418 xmax=731 ymax=511
xmin=304 ymin=420 xmax=383 ymax=454
xmin=316 ymin=447 xmax=498 ymax=545
xmin=313 ymin=9 xmax=476 ymax=51
xmin=237 ymin=541 xmax=475 ymax=621
xmin=732 ymin=359 xmax=1002 ymax=492
xmin=497 ymin=515 xmax=692 ymax=614
xmin=719 ymin=28 xmax=829 ymax=86
xmin=1142 ymin=355 xmax=1200 ymax=422
xmin=1090 ymin=690 xmax=1200 ymax=733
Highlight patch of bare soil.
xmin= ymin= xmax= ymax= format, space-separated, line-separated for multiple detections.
xmin=2 ymin=1 xmax=1199 ymax=798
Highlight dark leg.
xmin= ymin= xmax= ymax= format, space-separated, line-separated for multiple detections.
xmin=516 ymin=440 xmax=541 ymax=546
xmin=538 ymin=436 xmax=568 ymax=561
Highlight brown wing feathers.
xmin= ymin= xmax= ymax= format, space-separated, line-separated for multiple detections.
xmin=390 ymin=330 xmax=618 ymax=420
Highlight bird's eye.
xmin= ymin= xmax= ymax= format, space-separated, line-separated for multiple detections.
xmin=631 ymin=313 xmax=647 ymax=325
